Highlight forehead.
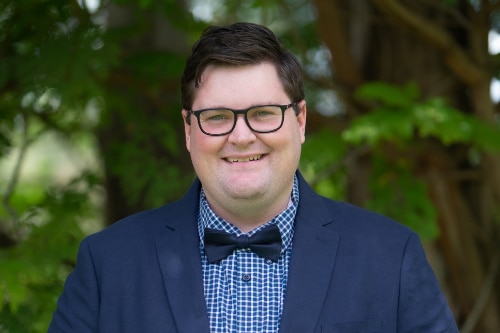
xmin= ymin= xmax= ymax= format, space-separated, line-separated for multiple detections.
xmin=193 ymin=63 xmax=288 ymax=109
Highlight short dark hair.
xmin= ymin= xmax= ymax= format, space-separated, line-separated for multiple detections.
xmin=180 ymin=22 xmax=304 ymax=116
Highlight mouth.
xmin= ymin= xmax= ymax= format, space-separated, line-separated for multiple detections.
xmin=225 ymin=154 xmax=263 ymax=163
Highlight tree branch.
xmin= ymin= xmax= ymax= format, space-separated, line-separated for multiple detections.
xmin=371 ymin=0 xmax=485 ymax=86
xmin=2 ymin=113 xmax=30 ymax=229
xmin=460 ymin=252 xmax=500 ymax=333
xmin=312 ymin=0 xmax=364 ymax=89
xmin=0 ymin=222 xmax=17 ymax=248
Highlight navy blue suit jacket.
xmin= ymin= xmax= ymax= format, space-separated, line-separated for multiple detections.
xmin=48 ymin=173 xmax=458 ymax=332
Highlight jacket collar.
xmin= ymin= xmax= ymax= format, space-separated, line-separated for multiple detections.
xmin=154 ymin=179 xmax=211 ymax=333
xmin=154 ymin=172 xmax=340 ymax=333
xmin=279 ymin=172 xmax=340 ymax=332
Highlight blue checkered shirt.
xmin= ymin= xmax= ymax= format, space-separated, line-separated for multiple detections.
xmin=198 ymin=175 xmax=299 ymax=333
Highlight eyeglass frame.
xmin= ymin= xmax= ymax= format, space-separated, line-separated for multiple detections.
xmin=188 ymin=102 xmax=299 ymax=136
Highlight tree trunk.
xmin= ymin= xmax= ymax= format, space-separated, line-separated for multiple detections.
xmin=96 ymin=1 xmax=194 ymax=224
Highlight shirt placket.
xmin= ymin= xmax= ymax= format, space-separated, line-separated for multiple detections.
xmin=235 ymin=250 xmax=261 ymax=333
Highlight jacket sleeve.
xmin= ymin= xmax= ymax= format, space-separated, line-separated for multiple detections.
xmin=397 ymin=233 xmax=459 ymax=332
xmin=48 ymin=238 xmax=100 ymax=332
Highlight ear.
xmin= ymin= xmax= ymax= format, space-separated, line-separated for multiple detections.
xmin=296 ymin=100 xmax=307 ymax=144
xmin=182 ymin=109 xmax=191 ymax=152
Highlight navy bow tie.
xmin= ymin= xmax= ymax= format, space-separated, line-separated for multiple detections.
xmin=204 ymin=224 xmax=282 ymax=263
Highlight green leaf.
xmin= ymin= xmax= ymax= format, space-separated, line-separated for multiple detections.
xmin=300 ymin=130 xmax=348 ymax=199
xmin=346 ymin=83 xmax=500 ymax=152
xmin=366 ymin=156 xmax=439 ymax=240
xmin=342 ymin=108 xmax=413 ymax=145
xmin=355 ymin=81 xmax=419 ymax=108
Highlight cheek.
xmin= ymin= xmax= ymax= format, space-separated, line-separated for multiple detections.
xmin=281 ymin=123 xmax=305 ymax=148
xmin=186 ymin=125 xmax=213 ymax=154
xmin=188 ymin=132 xmax=224 ymax=158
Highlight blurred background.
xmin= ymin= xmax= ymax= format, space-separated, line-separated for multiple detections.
xmin=1 ymin=0 xmax=500 ymax=332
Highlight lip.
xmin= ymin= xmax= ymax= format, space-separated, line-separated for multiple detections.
xmin=223 ymin=154 xmax=264 ymax=163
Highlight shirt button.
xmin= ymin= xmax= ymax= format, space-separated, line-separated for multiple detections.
xmin=242 ymin=274 xmax=251 ymax=282
xmin=266 ymin=259 xmax=273 ymax=265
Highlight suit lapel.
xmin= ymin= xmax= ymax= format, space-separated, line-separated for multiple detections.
xmin=154 ymin=180 xmax=211 ymax=333
xmin=152 ymin=174 xmax=339 ymax=332
xmin=279 ymin=175 xmax=340 ymax=333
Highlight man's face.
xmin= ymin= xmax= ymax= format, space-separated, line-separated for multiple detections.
xmin=183 ymin=62 xmax=306 ymax=225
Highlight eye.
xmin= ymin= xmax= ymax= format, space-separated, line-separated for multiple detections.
xmin=256 ymin=110 xmax=274 ymax=117
xmin=207 ymin=114 xmax=226 ymax=121
xmin=249 ymin=106 xmax=281 ymax=119
xmin=200 ymin=110 xmax=232 ymax=122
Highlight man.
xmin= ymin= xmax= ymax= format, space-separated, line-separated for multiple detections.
xmin=49 ymin=22 xmax=458 ymax=332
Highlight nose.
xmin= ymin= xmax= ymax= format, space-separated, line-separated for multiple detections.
xmin=227 ymin=114 xmax=256 ymax=144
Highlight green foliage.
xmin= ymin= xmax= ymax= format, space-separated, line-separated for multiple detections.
xmin=355 ymin=81 xmax=420 ymax=108
xmin=366 ymin=156 xmax=439 ymax=240
xmin=344 ymin=81 xmax=500 ymax=151
xmin=1 ymin=0 xmax=119 ymax=104
xmin=1 ymin=171 xmax=100 ymax=332
xmin=125 ymin=51 xmax=187 ymax=83
xmin=0 ymin=0 xmax=196 ymax=331
xmin=300 ymin=130 xmax=348 ymax=199
xmin=338 ymin=81 xmax=500 ymax=238
xmin=300 ymin=117 xmax=441 ymax=239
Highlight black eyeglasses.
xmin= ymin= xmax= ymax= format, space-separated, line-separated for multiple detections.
xmin=189 ymin=103 xmax=298 ymax=136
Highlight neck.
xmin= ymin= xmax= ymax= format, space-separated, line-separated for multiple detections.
xmin=206 ymin=193 xmax=291 ymax=233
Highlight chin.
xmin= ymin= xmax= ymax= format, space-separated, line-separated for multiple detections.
xmin=225 ymin=185 xmax=267 ymax=201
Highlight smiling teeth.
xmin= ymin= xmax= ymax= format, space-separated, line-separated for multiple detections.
xmin=227 ymin=155 xmax=262 ymax=163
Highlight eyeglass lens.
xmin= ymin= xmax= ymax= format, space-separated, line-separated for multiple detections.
xmin=198 ymin=105 xmax=285 ymax=135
